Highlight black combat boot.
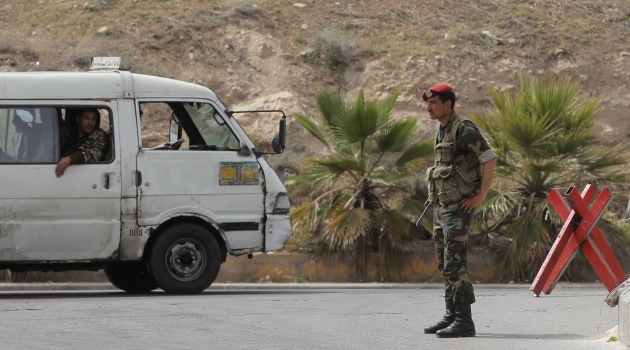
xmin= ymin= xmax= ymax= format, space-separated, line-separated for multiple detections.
xmin=435 ymin=303 xmax=476 ymax=338
xmin=423 ymin=299 xmax=455 ymax=334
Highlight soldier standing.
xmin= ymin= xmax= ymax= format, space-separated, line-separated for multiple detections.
xmin=422 ymin=84 xmax=497 ymax=338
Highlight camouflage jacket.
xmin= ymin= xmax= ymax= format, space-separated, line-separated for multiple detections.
xmin=427 ymin=112 xmax=497 ymax=205
xmin=60 ymin=128 xmax=109 ymax=164
xmin=437 ymin=112 xmax=495 ymax=163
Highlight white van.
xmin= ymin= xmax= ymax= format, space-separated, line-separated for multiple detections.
xmin=0 ymin=58 xmax=292 ymax=294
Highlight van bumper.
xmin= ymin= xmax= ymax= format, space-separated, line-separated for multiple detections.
xmin=264 ymin=214 xmax=292 ymax=251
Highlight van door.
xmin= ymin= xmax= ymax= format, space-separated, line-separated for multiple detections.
xmin=0 ymin=103 xmax=121 ymax=261
xmin=135 ymin=101 xmax=265 ymax=251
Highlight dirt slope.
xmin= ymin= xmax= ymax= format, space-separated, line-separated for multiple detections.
xmin=1 ymin=0 xmax=629 ymax=163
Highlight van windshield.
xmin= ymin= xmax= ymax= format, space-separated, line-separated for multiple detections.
xmin=183 ymin=103 xmax=240 ymax=151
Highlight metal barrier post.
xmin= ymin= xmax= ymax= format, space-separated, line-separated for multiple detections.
xmin=530 ymin=184 xmax=625 ymax=296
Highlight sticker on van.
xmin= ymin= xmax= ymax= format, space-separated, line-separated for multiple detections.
xmin=219 ymin=161 xmax=259 ymax=185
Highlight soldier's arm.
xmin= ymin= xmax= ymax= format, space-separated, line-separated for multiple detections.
xmin=478 ymin=157 xmax=497 ymax=201
xmin=458 ymin=122 xmax=498 ymax=212
xmin=71 ymin=130 xmax=108 ymax=164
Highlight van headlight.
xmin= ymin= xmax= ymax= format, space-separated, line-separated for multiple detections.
xmin=273 ymin=193 xmax=290 ymax=214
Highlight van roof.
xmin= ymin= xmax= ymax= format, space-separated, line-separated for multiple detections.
xmin=0 ymin=71 xmax=217 ymax=100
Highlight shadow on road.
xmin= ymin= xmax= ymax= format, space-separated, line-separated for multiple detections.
xmin=476 ymin=333 xmax=585 ymax=340
xmin=0 ymin=289 xmax=338 ymax=299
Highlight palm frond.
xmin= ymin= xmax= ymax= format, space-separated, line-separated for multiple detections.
xmin=314 ymin=158 xmax=363 ymax=175
xmin=379 ymin=209 xmax=418 ymax=246
xmin=554 ymin=129 xmax=595 ymax=155
xmin=374 ymin=119 xmax=418 ymax=153
xmin=496 ymin=212 xmax=552 ymax=282
xmin=321 ymin=208 xmax=372 ymax=251
xmin=577 ymin=148 xmax=628 ymax=174
xmin=563 ymin=99 xmax=599 ymax=132
xmin=332 ymin=102 xmax=379 ymax=144
xmin=473 ymin=187 xmax=518 ymax=232
xmin=290 ymin=201 xmax=319 ymax=232
xmin=293 ymin=113 xmax=331 ymax=150
xmin=373 ymin=91 xmax=399 ymax=128
xmin=287 ymin=158 xmax=352 ymax=189
xmin=315 ymin=90 xmax=346 ymax=123
xmin=372 ymin=171 xmax=412 ymax=185
xmin=503 ymin=111 xmax=557 ymax=156
xmin=476 ymin=74 xmax=630 ymax=282
xmin=394 ymin=141 xmax=434 ymax=166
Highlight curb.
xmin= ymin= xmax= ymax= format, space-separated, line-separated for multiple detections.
xmin=0 ymin=282 xmax=444 ymax=291
xmin=619 ymin=291 xmax=630 ymax=345
xmin=0 ymin=281 xmax=609 ymax=291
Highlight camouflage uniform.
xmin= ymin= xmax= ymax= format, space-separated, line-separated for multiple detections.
xmin=60 ymin=128 xmax=109 ymax=164
xmin=428 ymin=112 xmax=497 ymax=305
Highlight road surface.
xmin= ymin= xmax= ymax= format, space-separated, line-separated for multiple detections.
xmin=0 ymin=283 xmax=621 ymax=349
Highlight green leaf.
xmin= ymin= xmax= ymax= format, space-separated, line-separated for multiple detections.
xmin=315 ymin=90 xmax=346 ymax=123
xmin=395 ymin=141 xmax=434 ymax=166
xmin=322 ymin=208 xmax=371 ymax=251
xmin=293 ymin=113 xmax=330 ymax=149
xmin=375 ymin=119 xmax=417 ymax=152
xmin=473 ymin=74 xmax=630 ymax=282
xmin=313 ymin=158 xmax=363 ymax=175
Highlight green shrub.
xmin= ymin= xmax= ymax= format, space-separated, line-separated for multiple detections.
xmin=311 ymin=29 xmax=358 ymax=70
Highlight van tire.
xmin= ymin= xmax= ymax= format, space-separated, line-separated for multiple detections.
xmin=148 ymin=223 xmax=221 ymax=294
xmin=104 ymin=262 xmax=159 ymax=293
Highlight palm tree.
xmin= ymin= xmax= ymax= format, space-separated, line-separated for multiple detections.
xmin=473 ymin=75 xmax=629 ymax=282
xmin=287 ymin=89 xmax=434 ymax=281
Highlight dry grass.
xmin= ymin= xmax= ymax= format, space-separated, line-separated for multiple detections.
xmin=1 ymin=0 xmax=627 ymax=74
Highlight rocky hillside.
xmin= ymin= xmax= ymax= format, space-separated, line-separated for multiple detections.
xmin=2 ymin=0 xmax=629 ymax=166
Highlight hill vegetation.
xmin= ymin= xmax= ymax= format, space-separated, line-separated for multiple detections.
xmin=2 ymin=0 xmax=629 ymax=145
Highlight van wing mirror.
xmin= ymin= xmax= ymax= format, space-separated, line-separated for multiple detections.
xmin=226 ymin=109 xmax=288 ymax=156
xmin=271 ymin=116 xmax=286 ymax=153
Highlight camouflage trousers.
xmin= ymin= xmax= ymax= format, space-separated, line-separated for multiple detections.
xmin=432 ymin=202 xmax=476 ymax=305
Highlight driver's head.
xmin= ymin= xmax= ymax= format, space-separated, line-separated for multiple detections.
xmin=76 ymin=109 xmax=99 ymax=137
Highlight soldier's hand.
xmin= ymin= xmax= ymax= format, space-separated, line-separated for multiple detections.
xmin=460 ymin=192 xmax=483 ymax=212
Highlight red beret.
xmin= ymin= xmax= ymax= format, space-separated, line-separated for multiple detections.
xmin=421 ymin=83 xmax=454 ymax=101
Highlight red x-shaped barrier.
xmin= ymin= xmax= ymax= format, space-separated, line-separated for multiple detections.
xmin=530 ymin=184 xmax=626 ymax=296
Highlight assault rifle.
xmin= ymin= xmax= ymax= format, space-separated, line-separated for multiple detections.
xmin=413 ymin=200 xmax=433 ymax=240
xmin=415 ymin=200 xmax=433 ymax=227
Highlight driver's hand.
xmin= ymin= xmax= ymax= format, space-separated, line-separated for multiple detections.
xmin=55 ymin=156 xmax=72 ymax=177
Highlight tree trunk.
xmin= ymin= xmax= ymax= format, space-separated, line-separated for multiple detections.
xmin=355 ymin=235 xmax=368 ymax=282
xmin=0 ymin=269 xmax=11 ymax=282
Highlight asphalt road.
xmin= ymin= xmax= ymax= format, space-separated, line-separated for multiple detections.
xmin=0 ymin=283 xmax=621 ymax=350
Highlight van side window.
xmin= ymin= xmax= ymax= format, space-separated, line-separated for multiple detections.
xmin=184 ymin=102 xmax=240 ymax=151
xmin=59 ymin=107 xmax=113 ymax=163
xmin=139 ymin=101 xmax=239 ymax=151
xmin=0 ymin=107 xmax=59 ymax=164
xmin=0 ymin=106 xmax=114 ymax=165
xmin=139 ymin=102 xmax=185 ymax=149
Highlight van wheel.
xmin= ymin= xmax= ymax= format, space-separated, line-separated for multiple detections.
xmin=148 ymin=224 xmax=221 ymax=294
xmin=104 ymin=262 xmax=159 ymax=293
